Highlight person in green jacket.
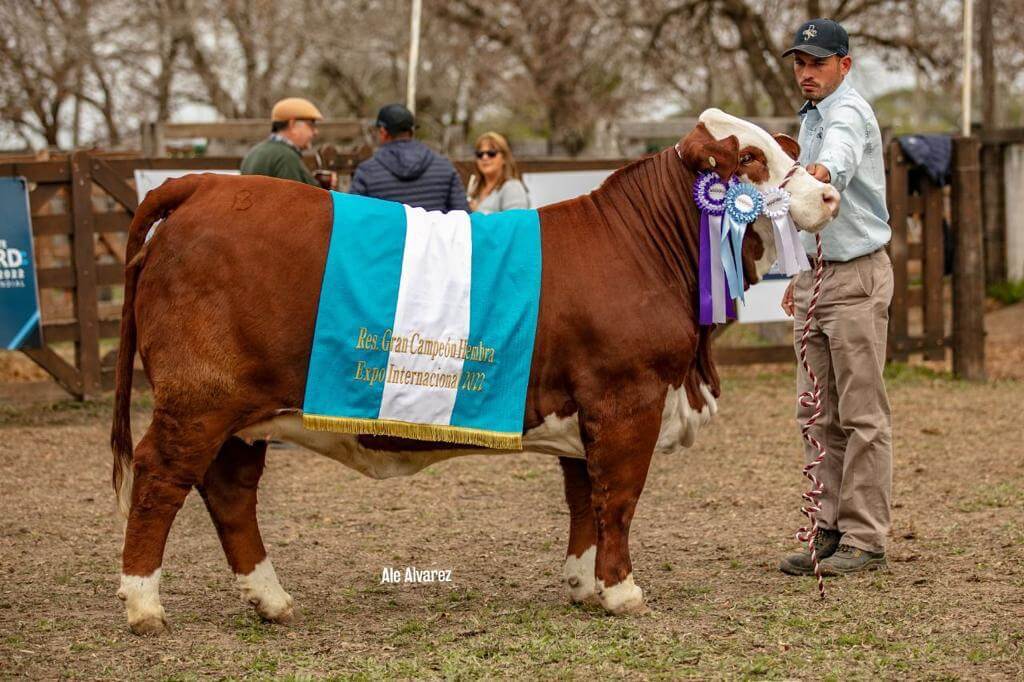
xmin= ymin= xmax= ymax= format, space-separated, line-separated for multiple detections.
xmin=241 ymin=97 xmax=323 ymax=186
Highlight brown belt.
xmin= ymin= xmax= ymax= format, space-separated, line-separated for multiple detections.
xmin=808 ymin=247 xmax=883 ymax=268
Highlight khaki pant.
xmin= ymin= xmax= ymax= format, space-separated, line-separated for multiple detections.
xmin=793 ymin=248 xmax=894 ymax=553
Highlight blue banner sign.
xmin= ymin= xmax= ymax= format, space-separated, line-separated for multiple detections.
xmin=0 ymin=177 xmax=43 ymax=349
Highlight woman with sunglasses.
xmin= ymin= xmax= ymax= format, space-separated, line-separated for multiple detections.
xmin=467 ymin=132 xmax=529 ymax=214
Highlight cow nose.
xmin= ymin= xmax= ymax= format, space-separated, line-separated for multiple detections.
xmin=822 ymin=187 xmax=840 ymax=217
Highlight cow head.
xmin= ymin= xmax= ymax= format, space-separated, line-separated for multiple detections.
xmin=678 ymin=109 xmax=841 ymax=282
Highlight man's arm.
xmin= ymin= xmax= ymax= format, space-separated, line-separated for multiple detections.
xmin=446 ymin=168 xmax=469 ymax=211
xmin=814 ymin=104 xmax=867 ymax=193
xmin=349 ymin=165 xmax=369 ymax=195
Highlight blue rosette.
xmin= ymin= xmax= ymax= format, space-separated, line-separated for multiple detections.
xmin=724 ymin=182 xmax=764 ymax=224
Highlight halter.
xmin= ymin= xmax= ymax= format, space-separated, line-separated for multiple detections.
xmin=673 ymin=141 xmax=802 ymax=191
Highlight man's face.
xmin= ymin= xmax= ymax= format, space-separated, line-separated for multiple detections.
xmin=285 ymin=119 xmax=318 ymax=149
xmin=792 ymin=53 xmax=852 ymax=102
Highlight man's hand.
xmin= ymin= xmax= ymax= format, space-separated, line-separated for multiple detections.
xmin=781 ymin=278 xmax=796 ymax=317
xmin=806 ymin=163 xmax=831 ymax=184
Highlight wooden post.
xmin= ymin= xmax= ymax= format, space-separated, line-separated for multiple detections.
xmin=921 ymin=183 xmax=945 ymax=361
xmin=981 ymin=143 xmax=1006 ymax=284
xmin=69 ymin=151 xmax=102 ymax=398
xmin=885 ymin=142 xmax=910 ymax=362
xmin=952 ymin=137 xmax=986 ymax=381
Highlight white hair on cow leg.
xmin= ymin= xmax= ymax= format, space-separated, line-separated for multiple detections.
xmin=563 ymin=545 xmax=597 ymax=603
xmin=236 ymin=557 xmax=294 ymax=623
xmin=596 ymin=573 xmax=645 ymax=615
xmin=118 ymin=569 xmax=167 ymax=635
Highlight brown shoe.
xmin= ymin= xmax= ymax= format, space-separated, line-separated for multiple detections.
xmin=779 ymin=528 xmax=841 ymax=576
xmin=819 ymin=544 xmax=887 ymax=575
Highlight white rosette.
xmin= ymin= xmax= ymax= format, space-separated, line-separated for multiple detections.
xmin=762 ymin=186 xmax=810 ymax=276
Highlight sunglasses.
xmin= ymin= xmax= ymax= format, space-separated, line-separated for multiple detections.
xmin=475 ymin=149 xmax=500 ymax=159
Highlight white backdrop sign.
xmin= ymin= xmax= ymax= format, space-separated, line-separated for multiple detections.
xmin=134 ymin=169 xmax=239 ymax=204
xmin=521 ymin=168 xmax=793 ymax=323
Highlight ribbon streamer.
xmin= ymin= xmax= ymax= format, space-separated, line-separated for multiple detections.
xmin=722 ymin=182 xmax=763 ymax=302
xmin=762 ymin=187 xmax=811 ymax=276
xmin=694 ymin=172 xmax=734 ymax=324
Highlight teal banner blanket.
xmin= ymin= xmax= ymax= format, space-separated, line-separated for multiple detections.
xmin=302 ymin=192 xmax=542 ymax=449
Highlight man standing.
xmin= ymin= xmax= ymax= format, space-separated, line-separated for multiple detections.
xmin=241 ymin=97 xmax=322 ymax=187
xmin=778 ymin=19 xmax=894 ymax=576
xmin=350 ymin=104 xmax=468 ymax=212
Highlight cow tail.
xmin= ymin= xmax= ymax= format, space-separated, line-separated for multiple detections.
xmin=111 ymin=174 xmax=205 ymax=519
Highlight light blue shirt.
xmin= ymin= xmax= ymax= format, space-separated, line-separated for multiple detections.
xmin=798 ymin=79 xmax=890 ymax=262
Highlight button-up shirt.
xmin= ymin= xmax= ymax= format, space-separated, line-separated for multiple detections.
xmin=798 ymin=79 xmax=890 ymax=262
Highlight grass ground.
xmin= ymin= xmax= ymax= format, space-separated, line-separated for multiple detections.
xmin=1 ymin=365 xmax=1021 ymax=679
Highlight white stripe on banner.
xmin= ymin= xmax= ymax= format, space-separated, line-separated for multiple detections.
xmin=378 ymin=206 xmax=472 ymax=425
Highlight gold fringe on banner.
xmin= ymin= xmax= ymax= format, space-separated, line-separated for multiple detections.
xmin=301 ymin=414 xmax=523 ymax=451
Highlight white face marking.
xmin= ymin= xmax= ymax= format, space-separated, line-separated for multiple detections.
xmin=236 ymin=557 xmax=293 ymax=622
xmin=118 ymin=569 xmax=165 ymax=630
xmin=563 ymin=545 xmax=597 ymax=603
xmin=698 ymin=108 xmax=838 ymax=232
xmin=595 ymin=573 xmax=644 ymax=615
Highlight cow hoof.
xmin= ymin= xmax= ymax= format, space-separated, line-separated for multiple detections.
xmin=128 ymin=612 xmax=169 ymax=636
xmin=563 ymin=546 xmax=597 ymax=604
xmin=237 ymin=558 xmax=293 ymax=624
xmin=596 ymin=574 xmax=645 ymax=615
xmin=253 ymin=593 xmax=294 ymax=624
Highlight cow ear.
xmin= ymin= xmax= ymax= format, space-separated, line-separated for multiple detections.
xmin=773 ymin=133 xmax=800 ymax=161
xmin=678 ymin=123 xmax=739 ymax=180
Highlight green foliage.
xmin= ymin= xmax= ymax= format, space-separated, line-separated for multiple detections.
xmin=987 ymin=280 xmax=1024 ymax=306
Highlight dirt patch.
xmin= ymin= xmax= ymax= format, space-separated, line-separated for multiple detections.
xmin=1 ymin=369 xmax=1021 ymax=679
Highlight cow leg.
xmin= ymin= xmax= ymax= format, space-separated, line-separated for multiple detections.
xmin=197 ymin=438 xmax=293 ymax=623
xmin=559 ymin=457 xmax=598 ymax=603
xmin=117 ymin=417 xmax=222 ymax=635
xmin=583 ymin=405 xmax=660 ymax=615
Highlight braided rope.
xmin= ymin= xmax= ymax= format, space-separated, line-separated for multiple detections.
xmin=795 ymin=234 xmax=828 ymax=599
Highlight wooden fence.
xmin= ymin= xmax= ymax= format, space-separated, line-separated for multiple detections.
xmin=0 ymin=141 xmax=986 ymax=400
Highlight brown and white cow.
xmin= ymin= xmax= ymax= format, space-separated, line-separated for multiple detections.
xmin=111 ymin=109 xmax=838 ymax=634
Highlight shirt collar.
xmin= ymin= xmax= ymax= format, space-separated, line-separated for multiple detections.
xmin=798 ymin=78 xmax=851 ymax=117
xmin=268 ymin=133 xmax=302 ymax=154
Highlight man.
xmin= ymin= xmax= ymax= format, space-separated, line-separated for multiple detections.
xmin=350 ymin=104 xmax=468 ymax=212
xmin=241 ymin=97 xmax=322 ymax=187
xmin=777 ymin=19 xmax=894 ymax=576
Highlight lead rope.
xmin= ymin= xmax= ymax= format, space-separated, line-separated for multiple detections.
xmin=681 ymin=153 xmax=830 ymax=598
xmin=780 ymin=162 xmax=828 ymax=599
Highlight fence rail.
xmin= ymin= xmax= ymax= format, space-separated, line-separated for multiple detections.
xmin=0 ymin=141 xmax=987 ymax=400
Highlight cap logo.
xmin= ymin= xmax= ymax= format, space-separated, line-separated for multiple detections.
xmin=802 ymin=25 xmax=817 ymax=40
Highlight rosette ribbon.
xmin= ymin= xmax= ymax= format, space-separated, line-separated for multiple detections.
xmin=693 ymin=172 xmax=736 ymax=325
xmin=722 ymin=181 xmax=763 ymax=303
xmin=762 ymin=187 xmax=811 ymax=276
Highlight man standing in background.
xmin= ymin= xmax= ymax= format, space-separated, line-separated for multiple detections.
xmin=350 ymin=104 xmax=468 ymax=212
xmin=241 ymin=97 xmax=322 ymax=187
xmin=777 ymin=19 xmax=895 ymax=577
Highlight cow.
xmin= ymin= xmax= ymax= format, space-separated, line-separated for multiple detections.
xmin=111 ymin=109 xmax=839 ymax=635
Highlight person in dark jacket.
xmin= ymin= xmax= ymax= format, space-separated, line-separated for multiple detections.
xmin=350 ymin=104 xmax=469 ymax=212
xmin=241 ymin=97 xmax=322 ymax=187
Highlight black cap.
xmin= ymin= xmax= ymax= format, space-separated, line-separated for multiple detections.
xmin=375 ymin=103 xmax=415 ymax=134
xmin=782 ymin=19 xmax=849 ymax=58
